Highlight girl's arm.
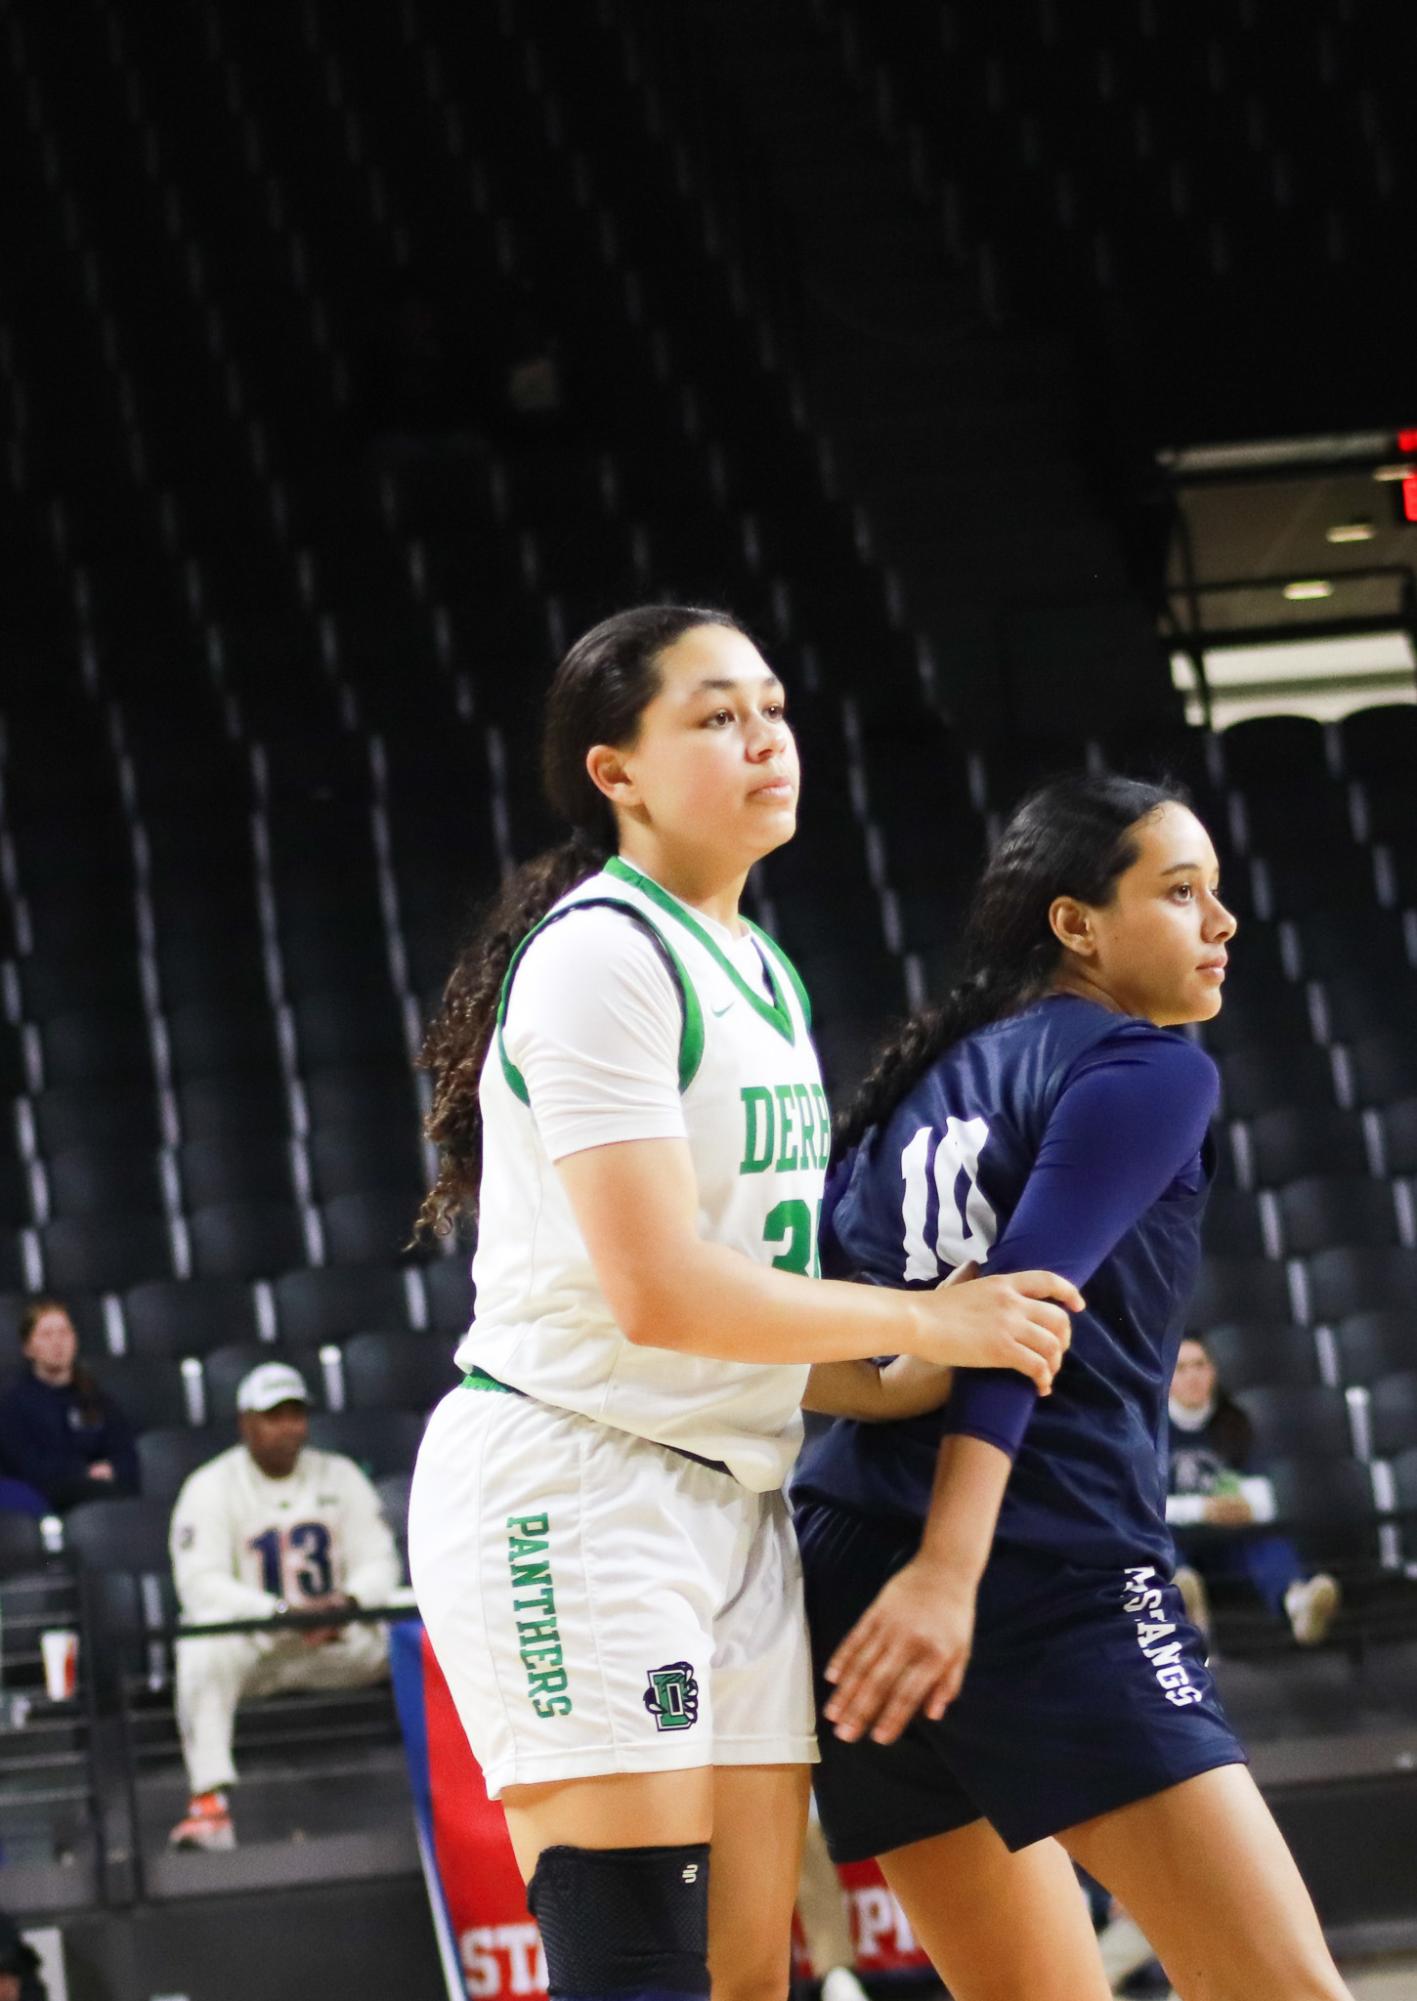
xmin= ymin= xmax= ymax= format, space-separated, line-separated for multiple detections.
xmin=803 ymin=1263 xmax=979 ymax=1420
xmin=556 ymin=1137 xmax=1079 ymax=1377
xmin=515 ymin=914 xmax=1080 ymax=1378
xmin=822 ymin=1432 xmax=1009 ymax=1744
xmin=803 ymin=1353 xmax=954 ymax=1421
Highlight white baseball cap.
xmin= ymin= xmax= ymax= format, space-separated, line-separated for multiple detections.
xmin=236 ymin=1361 xmax=311 ymax=1414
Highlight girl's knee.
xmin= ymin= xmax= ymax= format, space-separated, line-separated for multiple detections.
xmin=708 ymin=1948 xmax=792 ymax=2001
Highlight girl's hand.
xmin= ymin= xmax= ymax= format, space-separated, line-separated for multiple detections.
xmin=803 ymin=1264 xmax=976 ymax=1420
xmin=907 ymin=1269 xmax=1082 ymax=1392
xmin=822 ymin=1557 xmax=976 ymax=1745
xmin=1203 ymin=1493 xmax=1254 ymax=1526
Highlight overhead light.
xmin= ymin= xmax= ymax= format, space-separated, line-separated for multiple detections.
xmin=1325 ymin=521 xmax=1376 ymax=543
xmin=1374 ymin=463 xmax=1416 ymax=482
xmin=1283 ymin=580 xmax=1335 ymax=600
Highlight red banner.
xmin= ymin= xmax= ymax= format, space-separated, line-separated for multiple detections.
xmin=399 ymin=1628 xmax=930 ymax=1996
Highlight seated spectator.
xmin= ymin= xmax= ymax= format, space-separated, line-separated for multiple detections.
xmin=0 ymin=1299 xmax=138 ymax=1513
xmin=168 ymin=1361 xmax=400 ymax=1852
xmin=1167 ymin=1334 xmax=1340 ymax=1647
xmin=0 ymin=1910 xmax=46 ymax=2001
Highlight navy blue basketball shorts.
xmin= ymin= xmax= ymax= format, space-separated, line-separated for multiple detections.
xmin=795 ymin=1500 xmax=1248 ymax=1860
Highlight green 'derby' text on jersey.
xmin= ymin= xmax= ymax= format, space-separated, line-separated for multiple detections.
xmin=459 ymin=858 xmax=829 ymax=1491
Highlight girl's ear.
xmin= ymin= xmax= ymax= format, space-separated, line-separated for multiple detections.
xmin=585 ymin=742 xmax=637 ymax=807
xmin=1048 ymin=895 xmax=1095 ymax=961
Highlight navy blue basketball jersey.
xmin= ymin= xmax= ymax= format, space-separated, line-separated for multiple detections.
xmin=795 ymin=995 xmax=1219 ymax=1569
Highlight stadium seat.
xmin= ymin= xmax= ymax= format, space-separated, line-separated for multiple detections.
xmin=1202 ymin=1321 xmax=1323 ymax=1393
xmin=40 ymin=1216 xmax=175 ymax=1293
xmin=1274 ymin=1177 xmax=1403 ymax=1258
xmin=342 ymin=1330 xmax=460 ymax=1414
xmin=1243 ymin=1106 xmax=1371 ymax=1188
xmin=1316 ymin=970 xmax=1417 ymax=1044
xmin=307 ymin=1409 xmax=426 ymax=1480
xmin=1379 ymin=1098 xmax=1417 ymax=1176
xmin=1358 ymin=777 xmax=1417 ymax=848
xmin=44 ymin=1145 xmax=168 ymax=1221
xmin=0 ymin=1511 xmax=46 ymax=1573
xmin=1329 ymin=1311 xmax=1417 ymax=1387
xmin=136 ymin=1426 xmax=228 ymax=1503
xmin=1389 ymin=1448 xmax=1417 ymax=1556
xmin=1197 ymin=974 xmax=1313 ymax=1056
xmin=1201 ymin=1189 xmax=1268 ymax=1259
xmin=307 ymin=1126 xmax=426 ymax=1201
xmin=187 ymin=1201 xmax=312 ymax=1280
xmin=64 ymin=1494 xmax=173 ymax=1574
xmin=1347 ymin=1034 xmax=1417 ymax=1111
xmin=176 ymin=1136 xmax=300 ymax=1210
xmin=302 ymin=1064 xmax=422 ymax=1136
xmin=176 ymin=1075 xmax=292 ymax=1143
xmin=101 ymin=1356 xmax=199 ymax=1433
xmin=38 ymin=1009 xmax=155 ymax=1090
xmin=422 ymin=1257 xmax=474 ymax=1335
xmin=1287 ymin=913 xmax=1412 ymax=984
xmin=1306 ymin=1247 xmax=1417 ymax=1322
xmin=165 ymin=1003 xmax=284 ymax=1083
xmin=375 ymin=1470 xmax=413 ymax=1580
xmin=1222 ymin=715 xmax=1331 ymax=792
xmin=320 ymin=1192 xmax=422 ymax=1267
xmin=1238 ymin=1385 xmax=1355 ymax=1462
xmin=1368 ymin=1371 xmax=1417 ymax=1461
xmin=272 ymin=1264 xmax=415 ymax=1343
xmin=1219 ymin=1045 xmax=1337 ymax=1120
xmin=1265 ymin=1457 xmax=1381 ymax=1566
xmin=122 ymin=1277 xmax=262 ymax=1359
xmin=31 ymin=1084 xmax=164 ymax=1161
xmin=0 ymin=1160 xmax=36 ymax=1229
xmin=1338 ymin=704 xmax=1417 ymax=782
xmin=291 ymin=990 xmax=410 ymax=1071
xmin=1190 ymin=1256 xmax=1294 ymax=1329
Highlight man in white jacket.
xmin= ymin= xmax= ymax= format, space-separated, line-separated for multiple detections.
xmin=168 ymin=1361 xmax=401 ymax=1851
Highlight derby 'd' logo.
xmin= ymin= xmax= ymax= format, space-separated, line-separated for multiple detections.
xmin=644 ymin=1661 xmax=700 ymax=1732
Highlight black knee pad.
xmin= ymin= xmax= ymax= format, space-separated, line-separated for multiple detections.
xmin=527 ymin=1841 xmax=710 ymax=1998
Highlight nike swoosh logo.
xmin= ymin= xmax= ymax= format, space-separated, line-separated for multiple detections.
xmin=712 ymin=1000 xmax=735 ymax=1017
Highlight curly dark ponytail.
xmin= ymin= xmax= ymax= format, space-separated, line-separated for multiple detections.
xmin=835 ymin=773 xmax=1189 ymax=1154
xmin=415 ymin=604 xmax=745 ymax=1239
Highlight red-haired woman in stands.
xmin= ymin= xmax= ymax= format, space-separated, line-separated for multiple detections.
xmin=0 ymin=1299 xmax=138 ymax=1512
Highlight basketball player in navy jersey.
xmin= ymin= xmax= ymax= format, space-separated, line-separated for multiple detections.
xmin=794 ymin=776 xmax=1351 ymax=2000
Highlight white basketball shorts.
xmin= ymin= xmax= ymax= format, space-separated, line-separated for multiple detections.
xmin=408 ymin=1380 xmax=817 ymax=1799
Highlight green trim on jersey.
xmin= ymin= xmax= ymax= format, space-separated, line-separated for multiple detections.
xmin=604 ymin=857 xmax=798 ymax=1045
xmin=495 ymin=895 xmax=706 ymax=1106
xmin=742 ymin=918 xmax=813 ymax=1030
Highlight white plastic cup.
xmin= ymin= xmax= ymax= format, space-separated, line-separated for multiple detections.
xmin=40 ymin=1629 xmax=78 ymax=1702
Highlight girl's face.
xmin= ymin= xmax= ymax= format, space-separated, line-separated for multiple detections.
xmin=25 ymin=1309 xmax=78 ymax=1386
xmin=593 ymin=624 xmax=799 ymax=877
xmin=1172 ymin=1338 xmax=1217 ymax=1410
xmin=1055 ymin=802 xmax=1236 ymax=1027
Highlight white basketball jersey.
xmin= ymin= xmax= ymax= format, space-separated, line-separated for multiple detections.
xmin=458 ymin=857 xmax=829 ymax=1490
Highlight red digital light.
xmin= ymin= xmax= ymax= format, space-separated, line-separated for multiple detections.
xmin=1404 ymin=476 xmax=1417 ymax=524
xmin=1398 ymin=427 xmax=1417 ymax=455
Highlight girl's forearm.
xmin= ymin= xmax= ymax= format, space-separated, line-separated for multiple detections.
xmin=917 ymin=1432 xmax=1013 ymax=1584
xmin=804 ymin=1354 xmax=954 ymax=1421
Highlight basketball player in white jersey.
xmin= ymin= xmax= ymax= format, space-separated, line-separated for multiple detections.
xmin=408 ymin=606 xmax=1082 ymax=2001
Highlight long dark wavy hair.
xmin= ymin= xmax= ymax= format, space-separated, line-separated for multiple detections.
xmin=836 ymin=772 xmax=1189 ymax=1152
xmin=20 ymin=1296 xmax=104 ymax=1426
xmin=415 ymin=604 xmax=746 ymax=1239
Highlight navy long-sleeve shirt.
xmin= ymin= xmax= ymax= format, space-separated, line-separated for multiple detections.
xmin=0 ymin=1369 xmax=140 ymax=1510
xmin=795 ymin=996 xmax=1218 ymax=1569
